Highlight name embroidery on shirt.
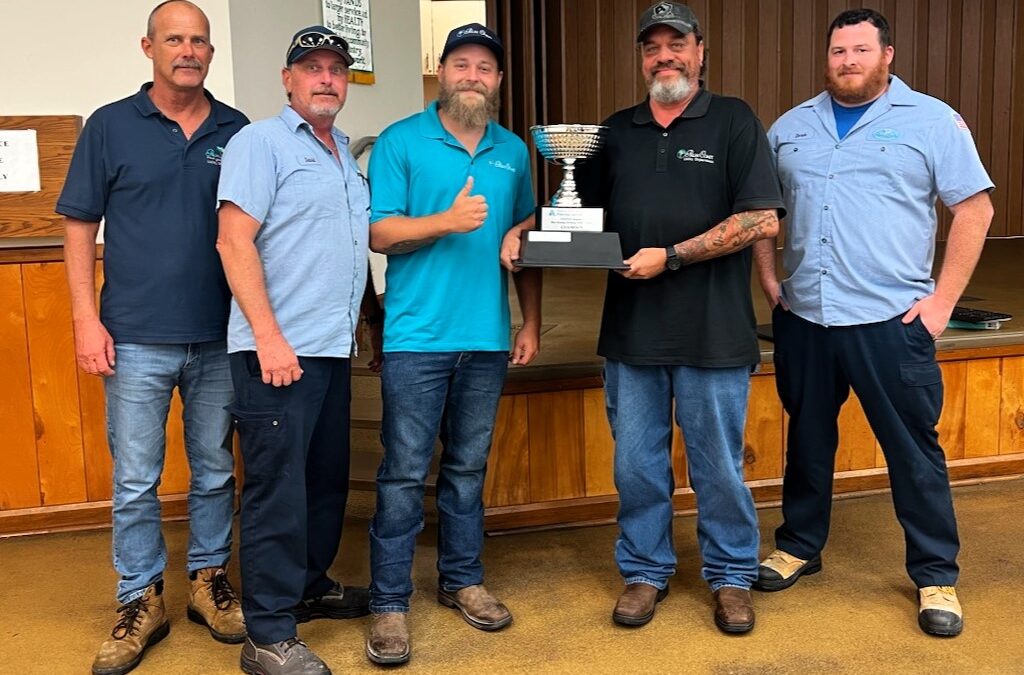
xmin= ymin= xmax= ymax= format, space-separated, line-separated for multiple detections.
xmin=205 ymin=146 xmax=225 ymax=166
xmin=676 ymin=148 xmax=715 ymax=164
xmin=488 ymin=159 xmax=516 ymax=173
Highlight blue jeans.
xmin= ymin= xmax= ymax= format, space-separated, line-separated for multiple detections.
xmin=105 ymin=341 xmax=235 ymax=602
xmin=605 ymin=360 xmax=759 ymax=592
xmin=369 ymin=351 xmax=508 ymax=613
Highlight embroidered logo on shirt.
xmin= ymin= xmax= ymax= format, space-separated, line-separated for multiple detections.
xmin=871 ymin=128 xmax=901 ymax=141
xmin=676 ymin=148 xmax=715 ymax=164
xmin=205 ymin=146 xmax=225 ymax=166
xmin=952 ymin=113 xmax=970 ymax=131
xmin=488 ymin=159 xmax=516 ymax=173
xmin=301 ymin=155 xmax=319 ymax=164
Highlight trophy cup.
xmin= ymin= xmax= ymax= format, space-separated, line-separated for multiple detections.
xmin=515 ymin=124 xmax=627 ymax=269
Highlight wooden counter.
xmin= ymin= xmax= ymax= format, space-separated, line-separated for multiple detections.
xmin=0 ymin=239 xmax=1021 ymax=536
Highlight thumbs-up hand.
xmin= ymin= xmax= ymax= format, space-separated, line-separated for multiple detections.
xmin=447 ymin=176 xmax=488 ymax=233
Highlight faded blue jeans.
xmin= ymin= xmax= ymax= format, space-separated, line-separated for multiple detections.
xmin=105 ymin=341 xmax=235 ymax=602
xmin=605 ymin=360 xmax=759 ymax=592
xmin=369 ymin=351 xmax=508 ymax=613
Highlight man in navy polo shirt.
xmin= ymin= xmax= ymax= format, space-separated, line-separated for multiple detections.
xmin=753 ymin=8 xmax=994 ymax=637
xmin=57 ymin=2 xmax=248 ymax=673
xmin=217 ymin=24 xmax=381 ymax=675
xmin=577 ymin=1 xmax=783 ymax=634
xmin=364 ymin=22 xmax=540 ymax=666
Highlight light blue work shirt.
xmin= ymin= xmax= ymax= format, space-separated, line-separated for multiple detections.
xmin=769 ymin=76 xmax=994 ymax=326
xmin=218 ymin=105 xmax=370 ymax=357
xmin=369 ymin=101 xmax=535 ymax=352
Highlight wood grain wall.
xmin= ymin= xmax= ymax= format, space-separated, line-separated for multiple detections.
xmin=490 ymin=0 xmax=1024 ymax=238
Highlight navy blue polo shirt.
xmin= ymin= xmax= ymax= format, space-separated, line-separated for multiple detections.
xmin=56 ymin=84 xmax=249 ymax=343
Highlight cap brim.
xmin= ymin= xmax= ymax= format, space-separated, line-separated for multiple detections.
xmin=637 ymin=19 xmax=695 ymax=41
xmin=287 ymin=45 xmax=355 ymax=67
xmin=440 ymin=37 xmax=504 ymax=65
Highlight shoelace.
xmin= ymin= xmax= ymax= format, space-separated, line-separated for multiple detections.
xmin=764 ymin=551 xmax=795 ymax=567
xmin=211 ymin=571 xmax=239 ymax=610
xmin=922 ymin=586 xmax=957 ymax=604
xmin=111 ymin=597 xmax=147 ymax=639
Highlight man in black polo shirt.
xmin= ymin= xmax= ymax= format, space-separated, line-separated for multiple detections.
xmin=578 ymin=1 xmax=783 ymax=633
xmin=57 ymin=2 xmax=249 ymax=673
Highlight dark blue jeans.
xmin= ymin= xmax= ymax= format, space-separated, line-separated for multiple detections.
xmin=229 ymin=352 xmax=352 ymax=644
xmin=772 ymin=308 xmax=959 ymax=587
xmin=369 ymin=351 xmax=508 ymax=613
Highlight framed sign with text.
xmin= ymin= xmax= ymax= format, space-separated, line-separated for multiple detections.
xmin=321 ymin=0 xmax=375 ymax=85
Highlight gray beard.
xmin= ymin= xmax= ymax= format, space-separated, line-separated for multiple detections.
xmin=649 ymin=74 xmax=692 ymax=105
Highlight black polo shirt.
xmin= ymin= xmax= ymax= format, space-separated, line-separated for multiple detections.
xmin=577 ymin=89 xmax=784 ymax=367
xmin=57 ymin=84 xmax=249 ymax=344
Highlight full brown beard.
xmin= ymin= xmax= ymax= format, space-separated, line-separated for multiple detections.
xmin=438 ymin=81 xmax=499 ymax=129
xmin=824 ymin=59 xmax=890 ymax=105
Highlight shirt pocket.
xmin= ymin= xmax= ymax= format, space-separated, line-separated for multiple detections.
xmin=851 ymin=141 xmax=907 ymax=191
xmin=775 ymin=141 xmax=829 ymax=191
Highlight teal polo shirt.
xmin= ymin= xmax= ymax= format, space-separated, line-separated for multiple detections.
xmin=369 ymin=101 xmax=535 ymax=352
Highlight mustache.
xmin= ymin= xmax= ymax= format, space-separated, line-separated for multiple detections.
xmin=454 ymin=82 xmax=489 ymax=95
xmin=173 ymin=58 xmax=203 ymax=69
xmin=652 ymin=60 xmax=686 ymax=73
xmin=311 ymin=87 xmax=339 ymax=97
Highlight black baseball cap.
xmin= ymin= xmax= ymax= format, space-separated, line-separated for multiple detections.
xmin=637 ymin=2 xmax=700 ymax=41
xmin=439 ymin=23 xmax=504 ymax=65
xmin=286 ymin=25 xmax=354 ymax=67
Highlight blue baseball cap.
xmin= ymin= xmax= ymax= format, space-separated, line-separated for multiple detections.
xmin=286 ymin=25 xmax=354 ymax=66
xmin=439 ymin=23 xmax=504 ymax=65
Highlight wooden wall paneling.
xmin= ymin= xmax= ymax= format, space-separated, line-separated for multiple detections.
xmin=790 ymin=1 xmax=816 ymax=107
xmin=80 ymin=265 xmax=112 ymax=501
xmin=757 ymin=0 xmax=781 ymax=125
xmin=719 ymin=0 xmax=745 ymax=98
xmin=615 ymin=0 xmax=640 ymax=110
xmin=778 ymin=0 xmax=795 ymax=115
xmin=926 ymin=0 xmax=949 ymax=102
xmin=22 ymin=262 xmax=87 ymax=505
xmin=563 ymin=1 xmax=581 ymax=123
xmin=743 ymin=375 xmax=784 ymax=481
xmin=0 ymin=265 xmax=43 ymax=509
xmin=1000 ymin=356 xmax=1024 ymax=455
xmin=670 ymin=415 xmax=689 ymax=489
xmin=975 ymin=0 xmax=998 ymax=230
xmin=528 ymin=390 xmax=587 ymax=500
xmin=485 ymin=394 xmax=531 ymax=506
xmin=576 ymin=0 xmax=599 ymax=124
xmin=937 ymin=360 xmax=967 ymax=460
xmin=834 ymin=392 xmax=876 ymax=471
xmin=988 ymin=0 xmax=1014 ymax=237
xmin=1007 ymin=0 xmax=1024 ymax=238
xmin=156 ymin=392 xmax=191 ymax=495
xmin=582 ymin=388 xmax=617 ymax=497
xmin=964 ymin=358 xmax=1002 ymax=458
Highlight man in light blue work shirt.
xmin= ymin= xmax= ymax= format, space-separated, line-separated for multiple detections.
xmin=364 ymin=23 xmax=541 ymax=666
xmin=216 ymin=25 xmax=382 ymax=675
xmin=752 ymin=9 xmax=994 ymax=638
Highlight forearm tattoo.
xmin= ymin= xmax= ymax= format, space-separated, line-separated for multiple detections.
xmin=674 ymin=209 xmax=777 ymax=265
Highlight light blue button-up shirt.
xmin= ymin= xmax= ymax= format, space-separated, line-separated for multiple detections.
xmin=769 ymin=76 xmax=994 ymax=326
xmin=218 ymin=105 xmax=370 ymax=357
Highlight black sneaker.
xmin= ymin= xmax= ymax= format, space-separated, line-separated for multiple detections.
xmin=291 ymin=582 xmax=370 ymax=623
xmin=240 ymin=637 xmax=331 ymax=675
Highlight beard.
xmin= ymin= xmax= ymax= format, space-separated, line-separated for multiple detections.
xmin=645 ymin=63 xmax=694 ymax=105
xmin=438 ymin=81 xmax=499 ymax=129
xmin=824 ymin=59 xmax=890 ymax=105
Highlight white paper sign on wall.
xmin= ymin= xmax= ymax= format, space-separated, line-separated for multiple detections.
xmin=0 ymin=130 xmax=42 ymax=193
xmin=322 ymin=0 xmax=373 ymax=73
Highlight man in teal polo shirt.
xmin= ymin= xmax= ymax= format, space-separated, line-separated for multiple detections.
xmin=364 ymin=23 xmax=540 ymax=666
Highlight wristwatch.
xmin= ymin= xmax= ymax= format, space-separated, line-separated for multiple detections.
xmin=665 ymin=246 xmax=682 ymax=271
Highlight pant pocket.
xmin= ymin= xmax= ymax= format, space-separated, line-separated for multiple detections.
xmin=229 ymin=405 xmax=288 ymax=480
xmin=897 ymin=362 xmax=944 ymax=427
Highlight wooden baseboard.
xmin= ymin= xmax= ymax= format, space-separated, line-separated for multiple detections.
xmin=0 ymin=494 xmax=190 ymax=538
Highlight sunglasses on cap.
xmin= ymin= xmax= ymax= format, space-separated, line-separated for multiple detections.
xmin=290 ymin=31 xmax=350 ymax=52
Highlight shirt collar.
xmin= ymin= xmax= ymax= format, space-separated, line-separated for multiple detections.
xmin=279 ymin=105 xmax=350 ymax=144
xmin=131 ymin=82 xmax=235 ymax=125
xmin=632 ymin=87 xmax=711 ymax=126
xmin=418 ymin=100 xmax=501 ymax=146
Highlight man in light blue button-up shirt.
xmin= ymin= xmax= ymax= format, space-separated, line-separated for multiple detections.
xmin=215 ymin=25 xmax=381 ymax=674
xmin=752 ymin=9 xmax=994 ymax=638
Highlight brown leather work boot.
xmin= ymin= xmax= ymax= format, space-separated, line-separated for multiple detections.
xmin=365 ymin=612 xmax=411 ymax=666
xmin=187 ymin=567 xmax=246 ymax=643
xmin=713 ymin=587 xmax=755 ymax=634
xmin=612 ymin=583 xmax=669 ymax=627
xmin=92 ymin=583 xmax=170 ymax=675
xmin=438 ymin=584 xmax=513 ymax=631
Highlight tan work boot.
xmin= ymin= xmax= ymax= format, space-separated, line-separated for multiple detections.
xmin=754 ymin=549 xmax=822 ymax=592
xmin=438 ymin=584 xmax=513 ymax=631
xmin=187 ymin=567 xmax=246 ymax=643
xmin=92 ymin=583 xmax=170 ymax=675
xmin=919 ymin=586 xmax=963 ymax=637
xmin=365 ymin=612 xmax=411 ymax=665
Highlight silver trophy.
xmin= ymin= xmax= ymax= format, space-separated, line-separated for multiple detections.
xmin=515 ymin=124 xmax=626 ymax=269
xmin=530 ymin=124 xmax=607 ymax=208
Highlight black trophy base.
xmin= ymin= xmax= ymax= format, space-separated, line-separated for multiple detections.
xmin=515 ymin=230 xmax=628 ymax=270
